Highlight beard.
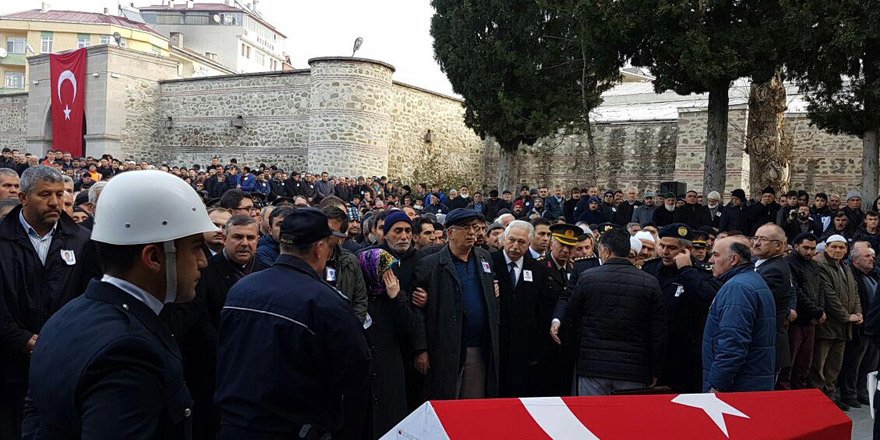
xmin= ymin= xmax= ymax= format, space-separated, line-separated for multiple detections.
xmin=665 ymin=204 xmax=675 ymax=212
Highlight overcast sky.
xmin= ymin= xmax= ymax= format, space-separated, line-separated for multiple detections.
xmin=0 ymin=0 xmax=457 ymax=95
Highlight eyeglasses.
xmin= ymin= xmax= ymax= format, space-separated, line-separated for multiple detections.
xmin=751 ymin=236 xmax=782 ymax=244
xmin=235 ymin=206 xmax=258 ymax=213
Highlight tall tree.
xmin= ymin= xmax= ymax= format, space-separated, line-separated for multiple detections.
xmin=625 ymin=0 xmax=783 ymax=195
xmin=746 ymin=71 xmax=791 ymax=196
xmin=783 ymin=0 xmax=880 ymax=197
xmin=431 ymin=0 xmax=577 ymax=191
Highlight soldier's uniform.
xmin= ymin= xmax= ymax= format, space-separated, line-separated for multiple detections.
xmin=533 ymin=224 xmax=583 ymax=396
xmin=642 ymin=223 xmax=721 ymax=393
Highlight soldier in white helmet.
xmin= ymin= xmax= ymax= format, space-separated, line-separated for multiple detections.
xmin=22 ymin=170 xmax=218 ymax=439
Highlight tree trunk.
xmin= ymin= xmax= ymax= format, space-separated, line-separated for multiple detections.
xmin=863 ymin=130 xmax=879 ymax=199
xmin=747 ymin=73 xmax=789 ymax=196
xmin=584 ymin=116 xmax=599 ymax=185
xmin=704 ymin=84 xmax=729 ymax=195
xmin=497 ymin=147 xmax=517 ymax=192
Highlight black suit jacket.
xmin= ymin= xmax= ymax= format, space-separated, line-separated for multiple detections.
xmin=755 ymin=255 xmax=793 ymax=369
xmin=491 ymin=251 xmax=547 ymax=397
xmin=161 ymin=252 xmax=248 ymax=440
xmin=23 ymin=280 xmax=192 ymax=439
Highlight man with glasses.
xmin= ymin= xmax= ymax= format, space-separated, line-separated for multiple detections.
xmin=411 ymin=208 xmax=500 ymax=400
xmin=219 ymin=189 xmax=258 ymax=221
xmin=751 ymin=224 xmax=795 ymax=384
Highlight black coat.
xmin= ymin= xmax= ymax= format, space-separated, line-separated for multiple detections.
xmin=615 ymin=201 xmax=641 ymax=226
xmin=783 ymin=219 xmax=824 ymax=244
xmin=719 ymin=203 xmax=747 ymax=232
xmin=786 ymin=253 xmax=825 ymax=325
xmin=491 ymin=251 xmax=547 ymax=397
xmin=412 ymin=245 xmax=500 ymax=400
xmin=160 ymin=252 xmax=250 ymax=440
xmin=555 ymin=258 xmax=667 ymax=384
xmin=746 ymin=202 xmax=781 ymax=235
xmin=755 ymin=255 xmax=792 ymax=369
xmin=364 ymin=244 xmax=422 ymax=437
xmin=23 ymin=280 xmax=193 ymax=439
xmin=536 ymin=253 xmax=577 ymax=396
xmin=673 ymin=203 xmax=712 ymax=229
xmin=651 ymin=206 xmax=675 ymax=227
xmin=0 ymin=207 xmax=99 ymax=386
xmin=850 ymin=264 xmax=880 ymax=345
xmin=642 ymin=258 xmax=720 ymax=392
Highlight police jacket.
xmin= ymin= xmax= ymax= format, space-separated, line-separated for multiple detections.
xmin=555 ymin=258 xmax=667 ymax=384
xmin=23 ymin=279 xmax=193 ymax=439
xmin=0 ymin=206 xmax=99 ymax=385
xmin=702 ymin=264 xmax=776 ymax=392
xmin=214 ymin=254 xmax=370 ymax=437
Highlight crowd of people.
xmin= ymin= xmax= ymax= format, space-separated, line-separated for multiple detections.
xmin=1 ymin=151 xmax=880 ymax=439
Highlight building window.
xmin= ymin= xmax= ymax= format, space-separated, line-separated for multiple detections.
xmin=241 ymin=43 xmax=246 ymax=57
xmin=100 ymin=35 xmax=112 ymax=45
xmin=6 ymin=37 xmax=26 ymax=54
xmin=77 ymin=34 xmax=90 ymax=48
xmin=40 ymin=32 xmax=53 ymax=54
xmin=254 ymin=50 xmax=265 ymax=66
xmin=4 ymin=72 xmax=24 ymax=89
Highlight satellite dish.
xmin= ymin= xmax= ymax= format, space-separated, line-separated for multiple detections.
xmin=212 ymin=14 xmax=221 ymax=23
xmin=0 ymin=48 xmax=7 ymax=58
xmin=352 ymin=37 xmax=363 ymax=57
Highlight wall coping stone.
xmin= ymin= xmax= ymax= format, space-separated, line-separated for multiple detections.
xmin=307 ymin=56 xmax=395 ymax=72
xmin=159 ymin=68 xmax=311 ymax=84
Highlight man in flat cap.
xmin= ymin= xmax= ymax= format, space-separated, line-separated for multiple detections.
xmin=411 ymin=208 xmax=500 ymax=400
xmin=643 ymin=223 xmax=721 ymax=393
xmin=215 ymin=208 xmax=369 ymax=439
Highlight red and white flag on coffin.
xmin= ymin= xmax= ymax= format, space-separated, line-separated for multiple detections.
xmin=382 ymin=389 xmax=851 ymax=440
xmin=50 ymin=47 xmax=87 ymax=158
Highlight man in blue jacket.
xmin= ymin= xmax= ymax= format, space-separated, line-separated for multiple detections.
xmin=702 ymin=236 xmax=776 ymax=392
xmin=215 ymin=208 xmax=370 ymax=439
xmin=23 ymin=170 xmax=218 ymax=439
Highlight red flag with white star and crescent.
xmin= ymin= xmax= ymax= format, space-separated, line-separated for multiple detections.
xmin=49 ymin=47 xmax=87 ymax=157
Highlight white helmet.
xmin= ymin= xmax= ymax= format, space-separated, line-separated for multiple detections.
xmin=92 ymin=170 xmax=218 ymax=304
xmin=92 ymin=170 xmax=217 ymax=245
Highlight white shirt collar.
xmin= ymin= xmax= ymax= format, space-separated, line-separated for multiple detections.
xmin=503 ymin=252 xmax=524 ymax=269
xmin=101 ymin=275 xmax=164 ymax=315
xmin=19 ymin=210 xmax=56 ymax=239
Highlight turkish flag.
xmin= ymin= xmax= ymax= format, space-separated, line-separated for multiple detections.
xmin=386 ymin=390 xmax=852 ymax=439
xmin=50 ymin=48 xmax=87 ymax=157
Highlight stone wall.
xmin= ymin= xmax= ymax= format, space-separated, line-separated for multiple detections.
xmin=672 ymin=106 xmax=750 ymax=195
xmin=786 ymin=113 xmax=863 ymax=196
xmin=0 ymin=93 xmax=27 ymax=150
xmin=157 ymin=70 xmax=312 ymax=169
xmin=388 ymin=82 xmax=485 ymax=185
xmin=480 ymin=120 xmax=679 ymax=193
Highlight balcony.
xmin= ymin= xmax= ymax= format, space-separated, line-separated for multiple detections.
xmin=0 ymin=54 xmax=27 ymax=67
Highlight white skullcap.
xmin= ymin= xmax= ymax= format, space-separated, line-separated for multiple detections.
xmin=630 ymin=236 xmax=643 ymax=254
xmin=825 ymin=235 xmax=847 ymax=245
xmin=634 ymin=230 xmax=655 ymax=244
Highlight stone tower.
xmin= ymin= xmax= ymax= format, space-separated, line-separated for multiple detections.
xmin=306 ymin=57 xmax=395 ymax=177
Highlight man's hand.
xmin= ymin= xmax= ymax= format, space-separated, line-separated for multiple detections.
xmin=414 ymin=352 xmax=430 ymax=375
xmin=818 ymin=312 xmax=827 ymax=324
xmin=27 ymin=334 xmax=38 ymax=353
xmin=673 ymin=249 xmax=692 ymax=269
xmin=412 ymin=288 xmax=428 ymax=309
xmin=788 ymin=309 xmax=798 ymax=322
xmin=383 ymin=270 xmax=400 ymax=299
xmin=848 ymin=314 xmax=862 ymax=323
xmin=550 ymin=320 xmax=561 ymax=345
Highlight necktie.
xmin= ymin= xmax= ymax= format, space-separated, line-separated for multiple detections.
xmin=509 ymin=262 xmax=518 ymax=288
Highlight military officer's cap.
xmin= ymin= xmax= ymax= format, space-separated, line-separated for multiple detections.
xmin=659 ymin=223 xmax=693 ymax=240
xmin=691 ymin=230 xmax=709 ymax=248
xmin=595 ymin=223 xmax=617 ymax=235
xmin=550 ymin=223 xmax=581 ymax=246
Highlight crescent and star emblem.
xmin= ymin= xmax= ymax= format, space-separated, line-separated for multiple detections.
xmin=57 ymin=70 xmax=78 ymax=121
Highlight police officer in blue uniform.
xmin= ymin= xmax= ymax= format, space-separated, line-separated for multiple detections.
xmin=22 ymin=170 xmax=219 ymax=439
xmin=215 ymin=207 xmax=370 ymax=439
xmin=641 ymin=223 xmax=721 ymax=393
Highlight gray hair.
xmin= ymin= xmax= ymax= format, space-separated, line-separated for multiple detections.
xmin=504 ymin=220 xmax=534 ymax=239
xmin=0 ymin=168 xmax=18 ymax=180
xmin=61 ymin=175 xmax=74 ymax=186
xmin=495 ymin=213 xmax=515 ymax=224
xmin=88 ymin=181 xmax=108 ymax=205
xmin=19 ymin=165 xmax=64 ymax=194
xmin=224 ymin=213 xmax=257 ymax=233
